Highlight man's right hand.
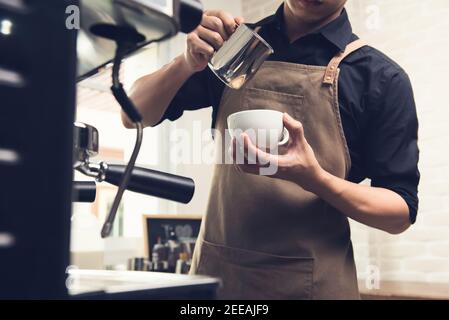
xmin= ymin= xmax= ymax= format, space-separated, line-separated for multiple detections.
xmin=183 ymin=10 xmax=245 ymax=73
xmin=125 ymin=11 xmax=244 ymax=129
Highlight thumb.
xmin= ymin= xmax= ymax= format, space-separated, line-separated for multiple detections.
xmin=283 ymin=113 xmax=305 ymax=141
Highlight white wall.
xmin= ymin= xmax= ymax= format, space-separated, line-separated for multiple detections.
xmin=345 ymin=0 xmax=449 ymax=284
xmin=242 ymin=0 xmax=282 ymax=23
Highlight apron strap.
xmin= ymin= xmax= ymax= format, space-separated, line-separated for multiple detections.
xmin=323 ymin=39 xmax=368 ymax=85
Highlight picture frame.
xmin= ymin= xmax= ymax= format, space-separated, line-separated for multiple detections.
xmin=142 ymin=214 xmax=202 ymax=259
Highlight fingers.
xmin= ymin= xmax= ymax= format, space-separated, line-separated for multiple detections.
xmin=201 ymin=14 xmax=228 ymax=41
xmin=242 ymin=134 xmax=277 ymax=165
xmin=231 ymin=138 xmax=237 ymax=162
xmin=231 ymin=134 xmax=286 ymax=176
xmin=197 ymin=25 xmax=224 ymax=50
xmin=234 ymin=16 xmax=245 ymax=26
xmin=204 ymin=10 xmax=239 ymax=35
xmin=188 ymin=11 xmax=241 ymax=60
xmin=186 ymin=32 xmax=214 ymax=58
xmin=283 ymin=113 xmax=305 ymax=142
xmin=231 ymin=134 xmax=277 ymax=165
xmin=231 ymin=138 xmax=262 ymax=175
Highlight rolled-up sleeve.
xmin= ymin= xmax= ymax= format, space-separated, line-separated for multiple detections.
xmin=158 ymin=69 xmax=212 ymax=123
xmin=364 ymin=69 xmax=420 ymax=223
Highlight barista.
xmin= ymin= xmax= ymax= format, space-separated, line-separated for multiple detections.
xmin=123 ymin=0 xmax=419 ymax=299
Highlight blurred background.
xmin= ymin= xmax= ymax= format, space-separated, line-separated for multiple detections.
xmin=71 ymin=0 xmax=449 ymax=297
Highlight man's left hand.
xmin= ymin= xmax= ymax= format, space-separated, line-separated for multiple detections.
xmin=231 ymin=113 xmax=325 ymax=193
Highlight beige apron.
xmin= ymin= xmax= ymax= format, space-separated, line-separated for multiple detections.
xmin=191 ymin=40 xmax=367 ymax=300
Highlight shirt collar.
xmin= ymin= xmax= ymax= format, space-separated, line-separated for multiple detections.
xmin=269 ymin=3 xmax=353 ymax=51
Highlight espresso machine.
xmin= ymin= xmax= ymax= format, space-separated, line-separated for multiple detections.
xmin=72 ymin=122 xmax=195 ymax=236
xmin=0 ymin=0 xmax=219 ymax=299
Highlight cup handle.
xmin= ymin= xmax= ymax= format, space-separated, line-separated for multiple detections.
xmin=278 ymin=128 xmax=290 ymax=146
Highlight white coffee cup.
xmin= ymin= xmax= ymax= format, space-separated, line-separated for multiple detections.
xmin=227 ymin=110 xmax=290 ymax=150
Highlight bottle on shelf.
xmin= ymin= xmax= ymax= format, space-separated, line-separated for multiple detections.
xmin=151 ymin=237 xmax=169 ymax=272
xmin=153 ymin=236 xmax=169 ymax=261
xmin=175 ymin=252 xmax=191 ymax=274
xmin=166 ymin=226 xmax=181 ymax=273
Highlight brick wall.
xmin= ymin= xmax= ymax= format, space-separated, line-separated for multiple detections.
xmin=242 ymin=0 xmax=282 ymax=23
xmin=241 ymin=0 xmax=449 ymax=285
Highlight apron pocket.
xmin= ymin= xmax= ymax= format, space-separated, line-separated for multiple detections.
xmin=196 ymin=239 xmax=314 ymax=300
xmin=242 ymin=87 xmax=304 ymax=119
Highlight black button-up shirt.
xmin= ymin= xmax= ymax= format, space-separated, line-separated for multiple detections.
xmin=160 ymin=5 xmax=420 ymax=223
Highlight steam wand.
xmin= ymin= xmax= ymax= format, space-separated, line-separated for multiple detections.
xmin=92 ymin=25 xmax=146 ymax=238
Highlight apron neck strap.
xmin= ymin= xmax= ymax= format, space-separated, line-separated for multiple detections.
xmin=323 ymin=39 xmax=368 ymax=85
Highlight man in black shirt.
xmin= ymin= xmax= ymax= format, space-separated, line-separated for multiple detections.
xmin=124 ymin=0 xmax=420 ymax=298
